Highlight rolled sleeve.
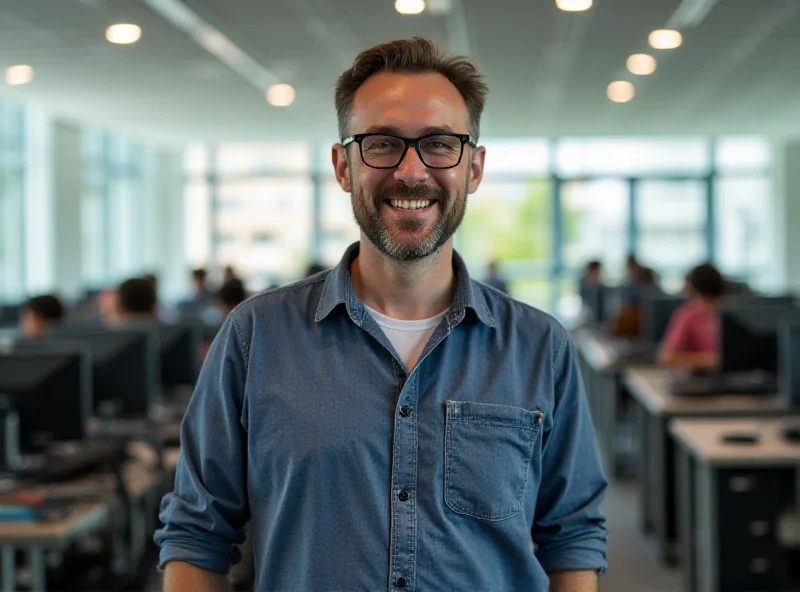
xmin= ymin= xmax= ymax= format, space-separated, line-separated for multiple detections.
xmin=533 ymin=335 xmax=608 ymax=574
xmin=154 ymin=314 xmax=250 ymax=573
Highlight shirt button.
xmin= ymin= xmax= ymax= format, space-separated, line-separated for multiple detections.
xmin=399 ymin=406 xmax=411 ymax=417
xmin=398 ymin=490 xmax=410 ymax=502
xmin=396 ymin=577 xmax=407 ymax=588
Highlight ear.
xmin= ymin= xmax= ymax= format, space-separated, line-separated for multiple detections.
xmin=332 ymin=144 xmax=352 ymax=193
xmin=467 ymin=145 xmax=486 ymax=194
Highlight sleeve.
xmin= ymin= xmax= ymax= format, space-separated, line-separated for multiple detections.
xmin=532 ymin=335 xmax=608 ymax=574
xmin=661 ymin=306 xmax=690 ymax=352
xmin=154 ymin=313 xmax=250 ymax=574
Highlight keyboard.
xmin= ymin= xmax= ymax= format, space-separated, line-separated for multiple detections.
xmin=20 ymin=438 xmax=129 ymax=484
xmin=668 ymin=371 xmax=779 ymax=397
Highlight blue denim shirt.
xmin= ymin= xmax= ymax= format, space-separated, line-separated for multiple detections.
xmin=155 ymin=243 xmax=607 ymax=592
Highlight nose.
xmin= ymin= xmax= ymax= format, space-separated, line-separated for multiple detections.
xmin=393 ymin=145 xmax=430 ymax=187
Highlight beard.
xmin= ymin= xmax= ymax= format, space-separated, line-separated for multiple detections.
xmin=351 ymin=181 xmax=468 ymax=261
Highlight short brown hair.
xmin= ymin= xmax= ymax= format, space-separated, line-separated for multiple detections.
xmin=335 ymin=37 xmax=489 ymax=140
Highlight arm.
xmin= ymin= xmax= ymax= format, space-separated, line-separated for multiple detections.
xmin=548 ymin=570 xmax=598 ymax=592
xmin=154 ymin=315 xmax=250 ymax=580
xmin=163 ymin=561 xmax=230 ymax=592
xmin=532 ymin=336 xmax=608 ymax=576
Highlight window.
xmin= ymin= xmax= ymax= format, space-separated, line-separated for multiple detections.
xmin=715 ymin=137 xmax=771 ymax=173
xmin=214 ymin=178 xmax=313 ymax=288
xmin=320 ymin=180 xmax=359 ymax=267
xmin=458 ymin=179 xmax=553 ymax=310
xmin=556 ymin=137 xmax=710 ymax=177
xmin=715 ymin=177 xmax=772 ymax=287
xmin=0 ymin=100 xmax=26 ymax=302
xmin=635 ymin=180 xmax=707 ymax=291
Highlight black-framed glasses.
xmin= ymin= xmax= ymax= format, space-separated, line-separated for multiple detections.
xmin=341 ymin=133 xmax=477 ymax=170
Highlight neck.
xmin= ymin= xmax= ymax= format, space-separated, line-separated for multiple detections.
xmin=350 ymin=238 xmax=457 ymax=321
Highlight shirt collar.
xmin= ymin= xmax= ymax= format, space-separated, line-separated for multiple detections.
xmin=315 ymin=242 xmax=496 ymax=329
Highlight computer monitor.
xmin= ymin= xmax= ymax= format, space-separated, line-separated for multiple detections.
xmin=0 ymin=304 xmax=21 ymax=328
xmin=780 ymin=325 xmax=800 ymax=407
xmin=581 ymin=286 xmax=619 ymax=326
xmin=642 ymin=296 xmax=685 ymax=344
xmin=45 ymin=327 xmax=159 ymax=418
xmin=729 ymin=295 xmax=797 ymax=309
xmin=0 ymin=344 xmax=92 ymax=451
xmin=157 ymin=322 xmax=202 ymax=390
xmin=719 ymin=307 xmax=800 ymax=374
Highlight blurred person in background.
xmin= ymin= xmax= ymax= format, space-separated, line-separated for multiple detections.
xmin=216 ymin=279 xmax=247 ymax=319
xmin=190 ymin=268 xmax=215 ymax=306
xmin=20 ymin=294 xmax=64 ymax=339
xmin=483 ymin=260 xmax=508 ymax=293
xmin=579 ymin=260 xmax=603 ymax=301
xmin=305 ymin=262 xmax=327 ymax=278
xmin=658 ymin=263 xmax=726 ymax=370
xmin=223 ymin=265 xmax=238 ymax=283
xmin=102 ymin=278 xmax=158 ymax=327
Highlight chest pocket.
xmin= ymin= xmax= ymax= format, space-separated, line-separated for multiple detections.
xmin=444 ymin=400 xmax=543 ymax=522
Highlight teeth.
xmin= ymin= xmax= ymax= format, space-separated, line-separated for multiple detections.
xmin=390 ymin=200 xmax=431 ymax=210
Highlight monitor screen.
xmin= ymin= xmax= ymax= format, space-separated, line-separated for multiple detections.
xmin=45 ymin=327 xmax=159 ymax=418
xmin=0 ymin=305 xmax=21 ymax=328
xmin=0 ymin=344 xmax=91 ymax=450
xmin=780 ymin=324 xmax=800 ymax=407
xmin=643 ymin=297 xmax=685 ymax=344
xmin=720 ymin=307 xmax=800 ymax=374
xmin=157 ymin=322 xmax=202 ymax=389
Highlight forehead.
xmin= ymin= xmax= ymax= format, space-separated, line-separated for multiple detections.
xmin=347 ymin=71 xmax=470 ymax=135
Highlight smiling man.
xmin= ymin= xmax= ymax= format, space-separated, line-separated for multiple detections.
xmin=156 ymin=38 xmax=607 ymax=592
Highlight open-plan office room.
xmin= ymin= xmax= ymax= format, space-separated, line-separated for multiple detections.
xmin=2 ymin=0 xmax=800 ymax=591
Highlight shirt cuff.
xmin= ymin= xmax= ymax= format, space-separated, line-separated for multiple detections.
xmin=536 ymin=540 xmax=608 ymax=575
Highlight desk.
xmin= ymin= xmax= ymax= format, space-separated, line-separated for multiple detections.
xmin=671 ymin=419 xmax=800 ymax=592
xmin=624 ymin=367 xmax=790 ymax=565
xmin=0 ymin=453 xmax=168 ymax=591
xmin=573 ymin=328 xmax=655 ymax=477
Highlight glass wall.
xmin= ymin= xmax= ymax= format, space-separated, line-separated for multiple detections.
xmin=184 ymin=135 xmax=775 ymax=322
xmin=0 ymin=100 xmax=26 ymax=302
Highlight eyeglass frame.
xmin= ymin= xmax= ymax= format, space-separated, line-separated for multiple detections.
xmin=341 ymin=132 xmax=478 ymax=170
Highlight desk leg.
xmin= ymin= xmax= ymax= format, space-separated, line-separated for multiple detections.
xmin=676 ymin=447 xmax=696 ymax=592
xmin=27 ymin=547 xmax=45 ymax=592
xmin=695 ymin=463 xmax=717 ymax=592
xmin=1 ymin=546 xmax=14 ymax=592
xmin=649 ymin=414 xmax=677 ymax=565
xmin=632 ymin=399 xmax=651 ymax=535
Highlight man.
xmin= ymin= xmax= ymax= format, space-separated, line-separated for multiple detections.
xmin=190 ymin=268 xmax=215 ymax=306
xmin=156 ymin=37 xmax=607 ymax=592
xmin=215 ymin=278 xmax=247 ymax=319
xmin=19 ymin=294 xmax=64 ymax=339
xmin=484 ymin=260 xmax=508 ymax=294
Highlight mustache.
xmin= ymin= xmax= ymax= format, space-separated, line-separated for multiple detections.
xmin=373 ymin=184 xmax=449 ymax=203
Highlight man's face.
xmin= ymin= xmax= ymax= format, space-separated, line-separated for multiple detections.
xmin=333 ymin=72 xmax=485 ymax=261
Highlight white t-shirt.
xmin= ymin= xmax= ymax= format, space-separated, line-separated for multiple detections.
xmin=365 ymin=305 xmax=446 ymax=371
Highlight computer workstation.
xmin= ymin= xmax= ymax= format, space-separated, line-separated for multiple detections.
xmin=624 ymin=303 xmax=800 ymax=566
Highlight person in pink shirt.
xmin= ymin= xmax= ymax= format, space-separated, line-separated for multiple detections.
xmin=658 ymin=263 xmax=726 ymax=370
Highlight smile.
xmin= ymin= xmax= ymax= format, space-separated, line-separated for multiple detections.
xmin=388 ymin=199 xmax=433 ymax=210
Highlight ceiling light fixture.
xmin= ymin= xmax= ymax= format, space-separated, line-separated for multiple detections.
xmin=5 ymin=65 xmax=34 ymax=86
xmin=607 ymin=81 xmax=635 ymax=103
xmin=395 ymin=0 xmax=426 ymax=15
xmin=648 ymin=29 xmax=683 ymax=50
xmin=555 ymin=0 xmax=593 ymax=11
xmin=266 ymin=84 xmax=295 ymax=107
xmin=626 ymin=54 xmax=657 ymax=75
xmin=106 ymin=23 xmax=142 ymax=44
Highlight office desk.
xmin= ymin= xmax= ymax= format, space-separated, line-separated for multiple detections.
xmin=0 ymin=457 xmax=165 ymax=592
xmin=671 ymin=419 xmax=800 ymax=592
xmin=624 ymin=367 xmax=790 ymax=565
xmin=573 ymin=328 xmax=654 ymax=477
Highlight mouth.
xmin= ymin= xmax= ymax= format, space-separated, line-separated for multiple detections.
xmin=384 ymin=199 xmax=437 ymax=212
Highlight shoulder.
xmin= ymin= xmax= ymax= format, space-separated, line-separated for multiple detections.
xmin=474 ymin=280 xmax=570 ymax=357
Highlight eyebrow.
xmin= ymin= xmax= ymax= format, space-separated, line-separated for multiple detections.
xmin=363 ymin=125 xmax=459 ymax=136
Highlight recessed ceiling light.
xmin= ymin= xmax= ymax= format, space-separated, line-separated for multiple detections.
xmin=266 ymin=84 xmax=295 ymax=107
xmin=627 ymin=54 xmax=657 ymax=76
xmin=607 ymin=81 xmax=635 ymax=103
xmin=5 ymin=65 xmax=34 ymax=86
xmin=648 ymin=29 xmax=683 ymax=50
xmin=395 ymin=0 xmax=426 ymax=15
xmin=106 ymin=23 xmax=142 ymax=45
xmin=555 ymin=0 xmax=593 ymax=11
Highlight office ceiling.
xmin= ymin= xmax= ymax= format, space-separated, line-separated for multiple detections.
xmin=1 ymin=0 xmax=799 ymax=144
